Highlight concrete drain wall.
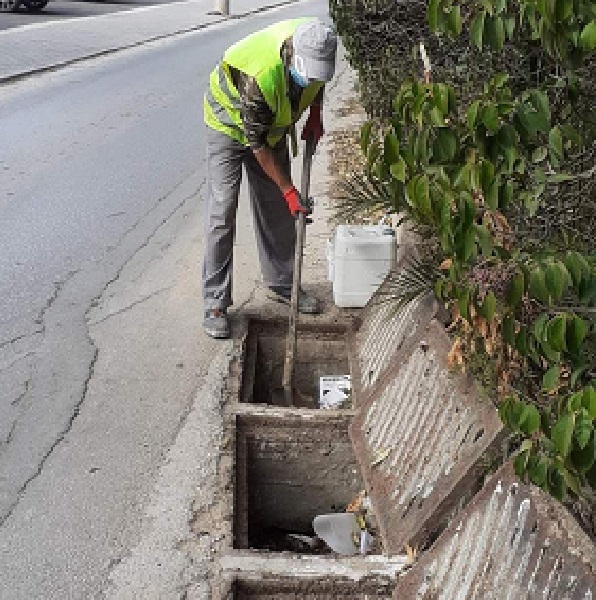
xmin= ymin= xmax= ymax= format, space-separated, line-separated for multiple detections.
xmin=231 ymin=575 xmax=394 ymax=598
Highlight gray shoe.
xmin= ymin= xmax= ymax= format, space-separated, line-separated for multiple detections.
xmin=267 ymin=287 xmax=320 ymax=314
xmin=203 ymin=308 xmax=230 ymax=339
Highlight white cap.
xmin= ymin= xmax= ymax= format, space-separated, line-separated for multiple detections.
xmin=293 ymin=19 xmax=338 ymax=82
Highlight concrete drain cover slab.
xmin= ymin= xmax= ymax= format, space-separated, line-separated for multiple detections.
xmin=393 ymin=461 xmax=596 ymax=599
xmin=348 ymin=258 xmax=436 ymax=407
xmin=350 ymin=320 xmax=503 ymax=554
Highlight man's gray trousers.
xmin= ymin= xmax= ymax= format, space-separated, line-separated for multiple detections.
xmin=202 ymin=127 xmax=296 ymax=312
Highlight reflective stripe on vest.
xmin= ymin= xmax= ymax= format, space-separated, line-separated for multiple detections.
xmin=204 ymin=18 xmax=323 ymax=147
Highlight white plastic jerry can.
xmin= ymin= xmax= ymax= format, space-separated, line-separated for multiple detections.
xmin=331 ymin=225 xmax=397 ymax=308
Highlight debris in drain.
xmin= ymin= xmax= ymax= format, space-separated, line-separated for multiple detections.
xmin=319 ymin=374 xmax=351 ymax=409
xmin=312 ymin=511 xmax=375 ymax=556
xmin=371 ymin=448 xmax=390 ymax=467
xmin=345 ymin=489 xmax=367 ymax=512
xmin=252 ymin=528 xmax=329 ymax=554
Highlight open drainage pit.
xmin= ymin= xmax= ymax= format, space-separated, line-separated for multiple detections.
xmin=241 ymin=318 xmax=351 ymax=408
xmin=234 ymin=412 xmax=377 ymax=555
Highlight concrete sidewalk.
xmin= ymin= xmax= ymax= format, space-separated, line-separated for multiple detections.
xmin=0 ymin=0 xmax=302 ymax=82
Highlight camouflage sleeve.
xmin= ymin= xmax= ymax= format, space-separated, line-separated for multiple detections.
xmin=234 ymin=70 xmax=274 ymax=150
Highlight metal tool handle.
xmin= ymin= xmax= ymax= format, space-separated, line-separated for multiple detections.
xmin=282 ymin=135 xmax=315 ymax=405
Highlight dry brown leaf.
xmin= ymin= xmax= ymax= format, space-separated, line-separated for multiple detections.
xmin=406 ymin=544 xmax=418 ymax=564
xmin=346 ymin=490 xmax=366 ymax=513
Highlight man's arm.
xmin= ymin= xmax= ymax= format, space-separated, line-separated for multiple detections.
xmin=234 ymin=74 xmax=294 ymax=192
xmin=252 ymin=146 xmax=293 ymax=193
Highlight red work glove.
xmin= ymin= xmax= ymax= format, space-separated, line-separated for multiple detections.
xmin=283 ymin=186 xmax=309 ymax=218
xmin=301 ymin=103 xmax=324 ymax=146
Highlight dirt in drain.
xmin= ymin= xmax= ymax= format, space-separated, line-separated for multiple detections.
xmin=249 ymin=527 xmax=331 ymax=554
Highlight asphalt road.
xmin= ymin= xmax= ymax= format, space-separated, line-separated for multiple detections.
xmin=0 ymin=1 xmax=328 ymax=597
xmin=0 ymin=0 xmax=186 ymax=31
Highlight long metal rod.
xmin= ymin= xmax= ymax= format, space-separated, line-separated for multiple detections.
xmin=282 ymin=136 xmax=315 ymax=405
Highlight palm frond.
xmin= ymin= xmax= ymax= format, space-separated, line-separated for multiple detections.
xmin=333 ymin=171 xmax=397 ymax=222
xmin=372 ymin=254 xmax=438 ymax=314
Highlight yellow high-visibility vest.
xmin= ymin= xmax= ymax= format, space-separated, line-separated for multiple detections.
xmin=204 ymin=18 xmax=323 ymax=147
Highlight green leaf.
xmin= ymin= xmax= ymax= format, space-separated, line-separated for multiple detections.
xmin=475 ymin=224 xmax=493 ymax=255
xmin=547 ymin=465 xmax=566 ymax=500
xmin=548 ymin=127 xmax=563 ymax=160
xmin=559 ymin=466 xmax=580 ymax=496
xmin=570 ymin=431 xmax=595 ymax=472
xmin=384 ymin=132 xmax=400 ymax=166
xmin=546 ymin=315 xmax=566 ymax=352
xmin=543 ymin=365 xmax=560 ymax=392
xmin=545 ymin=262 xmax=566 ymax=301
xmin=498 ymin=396 xmax=515 ymax=428
xmin=447 ymin=5 xmax=463 ymax=37
xmin=493 ymin=0 xmax=506 ymax=13
xmin=555 ymin=0 xmax=573 ymax=22
xmin=390 ymin=158 xmax=407 ymax=183
xmin=531 ymin=147 xmax=548 ymax=163
xmin=551 ymin=413 xmax=574 ymax=456
xmin=504 ymin=15 xmax=516 ymax=39
xmin=430 ymin=106 xmax=446 ymax=127
xmin=467 ymin=101 xmax=480 ymax=131
xmin=491 ymin=73 xmax=509 ymax=89
xmin=457 ymin=287 xmax=471 ymax=321
xmin=453 ymin=163 xmax=472 ymax=189
xmin=565 ymin=251 xmax=589 ymax=287
xmin=433 ymin=128 xmax=458 ymax=163
xmin=500 ymin=180 xmax=513 ymax=208
xmin=481 ymin=104 xmax=500 ymax=133
xmin=588 ymin=462 xmax=596 ymax=489
xmin=502 ymin=315 xmax=515 ymax=346
xmin=583 ymin=387 xmax=596 ymax=418
xmin=510 ymin=399 xmax=529 ymax=430
xmin=470 ymin=12 xmax=485 ymax=48
xmin=514 ymin=449 xmax=530 ymax=478
xmin=547 ymin=173 xmax=574 ymax=183
xmin=570 ymin=367 xmax=587 ymax=390
xmin=521 ymin=404 xmax=541 ymax=435
xmin=568 ymin=392 xmax=583 ymax=412
xmin=533 ymin=313 xmax=549 ymax=342
xmin=516 ymin=328 xmax=528 ymax=354
xmin=566 ymin=316 xmax=588 ymax=355
xmin=485 ymin=14 xmax=506 ymax=50
xmin=507 ymin=271 xmax=524 ymax=306
xmin=360 ymin=121 xmax=373 ymax=154
xmin=574 ymin=410 xmax=593 ymax=450
xmin=579 ymin=20 xmax=596 ymax=50
xmin=529 ymin=268 xmax=549 ymax=304
xmin=480 ymin=291 xmax=497 ymax=321
xmin=528 ymin=454 xmax=548 ymax=487
xmin=428 ymin=0 xmax=440 ymax=31
xmin=503 ymin=147 xmax=517 ymax=173
xmin=485 ymin=179 xmax=499 ymax=210
xmin=539 ymin=338 xmax=561 ymax=364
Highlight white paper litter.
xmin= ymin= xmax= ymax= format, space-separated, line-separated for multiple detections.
xmin=319 ymin=375 xmax=351 ymax=409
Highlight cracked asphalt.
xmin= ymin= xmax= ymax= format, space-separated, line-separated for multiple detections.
xmin=0 ymin=0 xmax=338 ymax=597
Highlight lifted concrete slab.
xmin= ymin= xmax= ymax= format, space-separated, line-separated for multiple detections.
xmin=393 ymin=461 xmax=596 ymax=599
xmin=350 ymin=320 xmax=503 ymax=554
